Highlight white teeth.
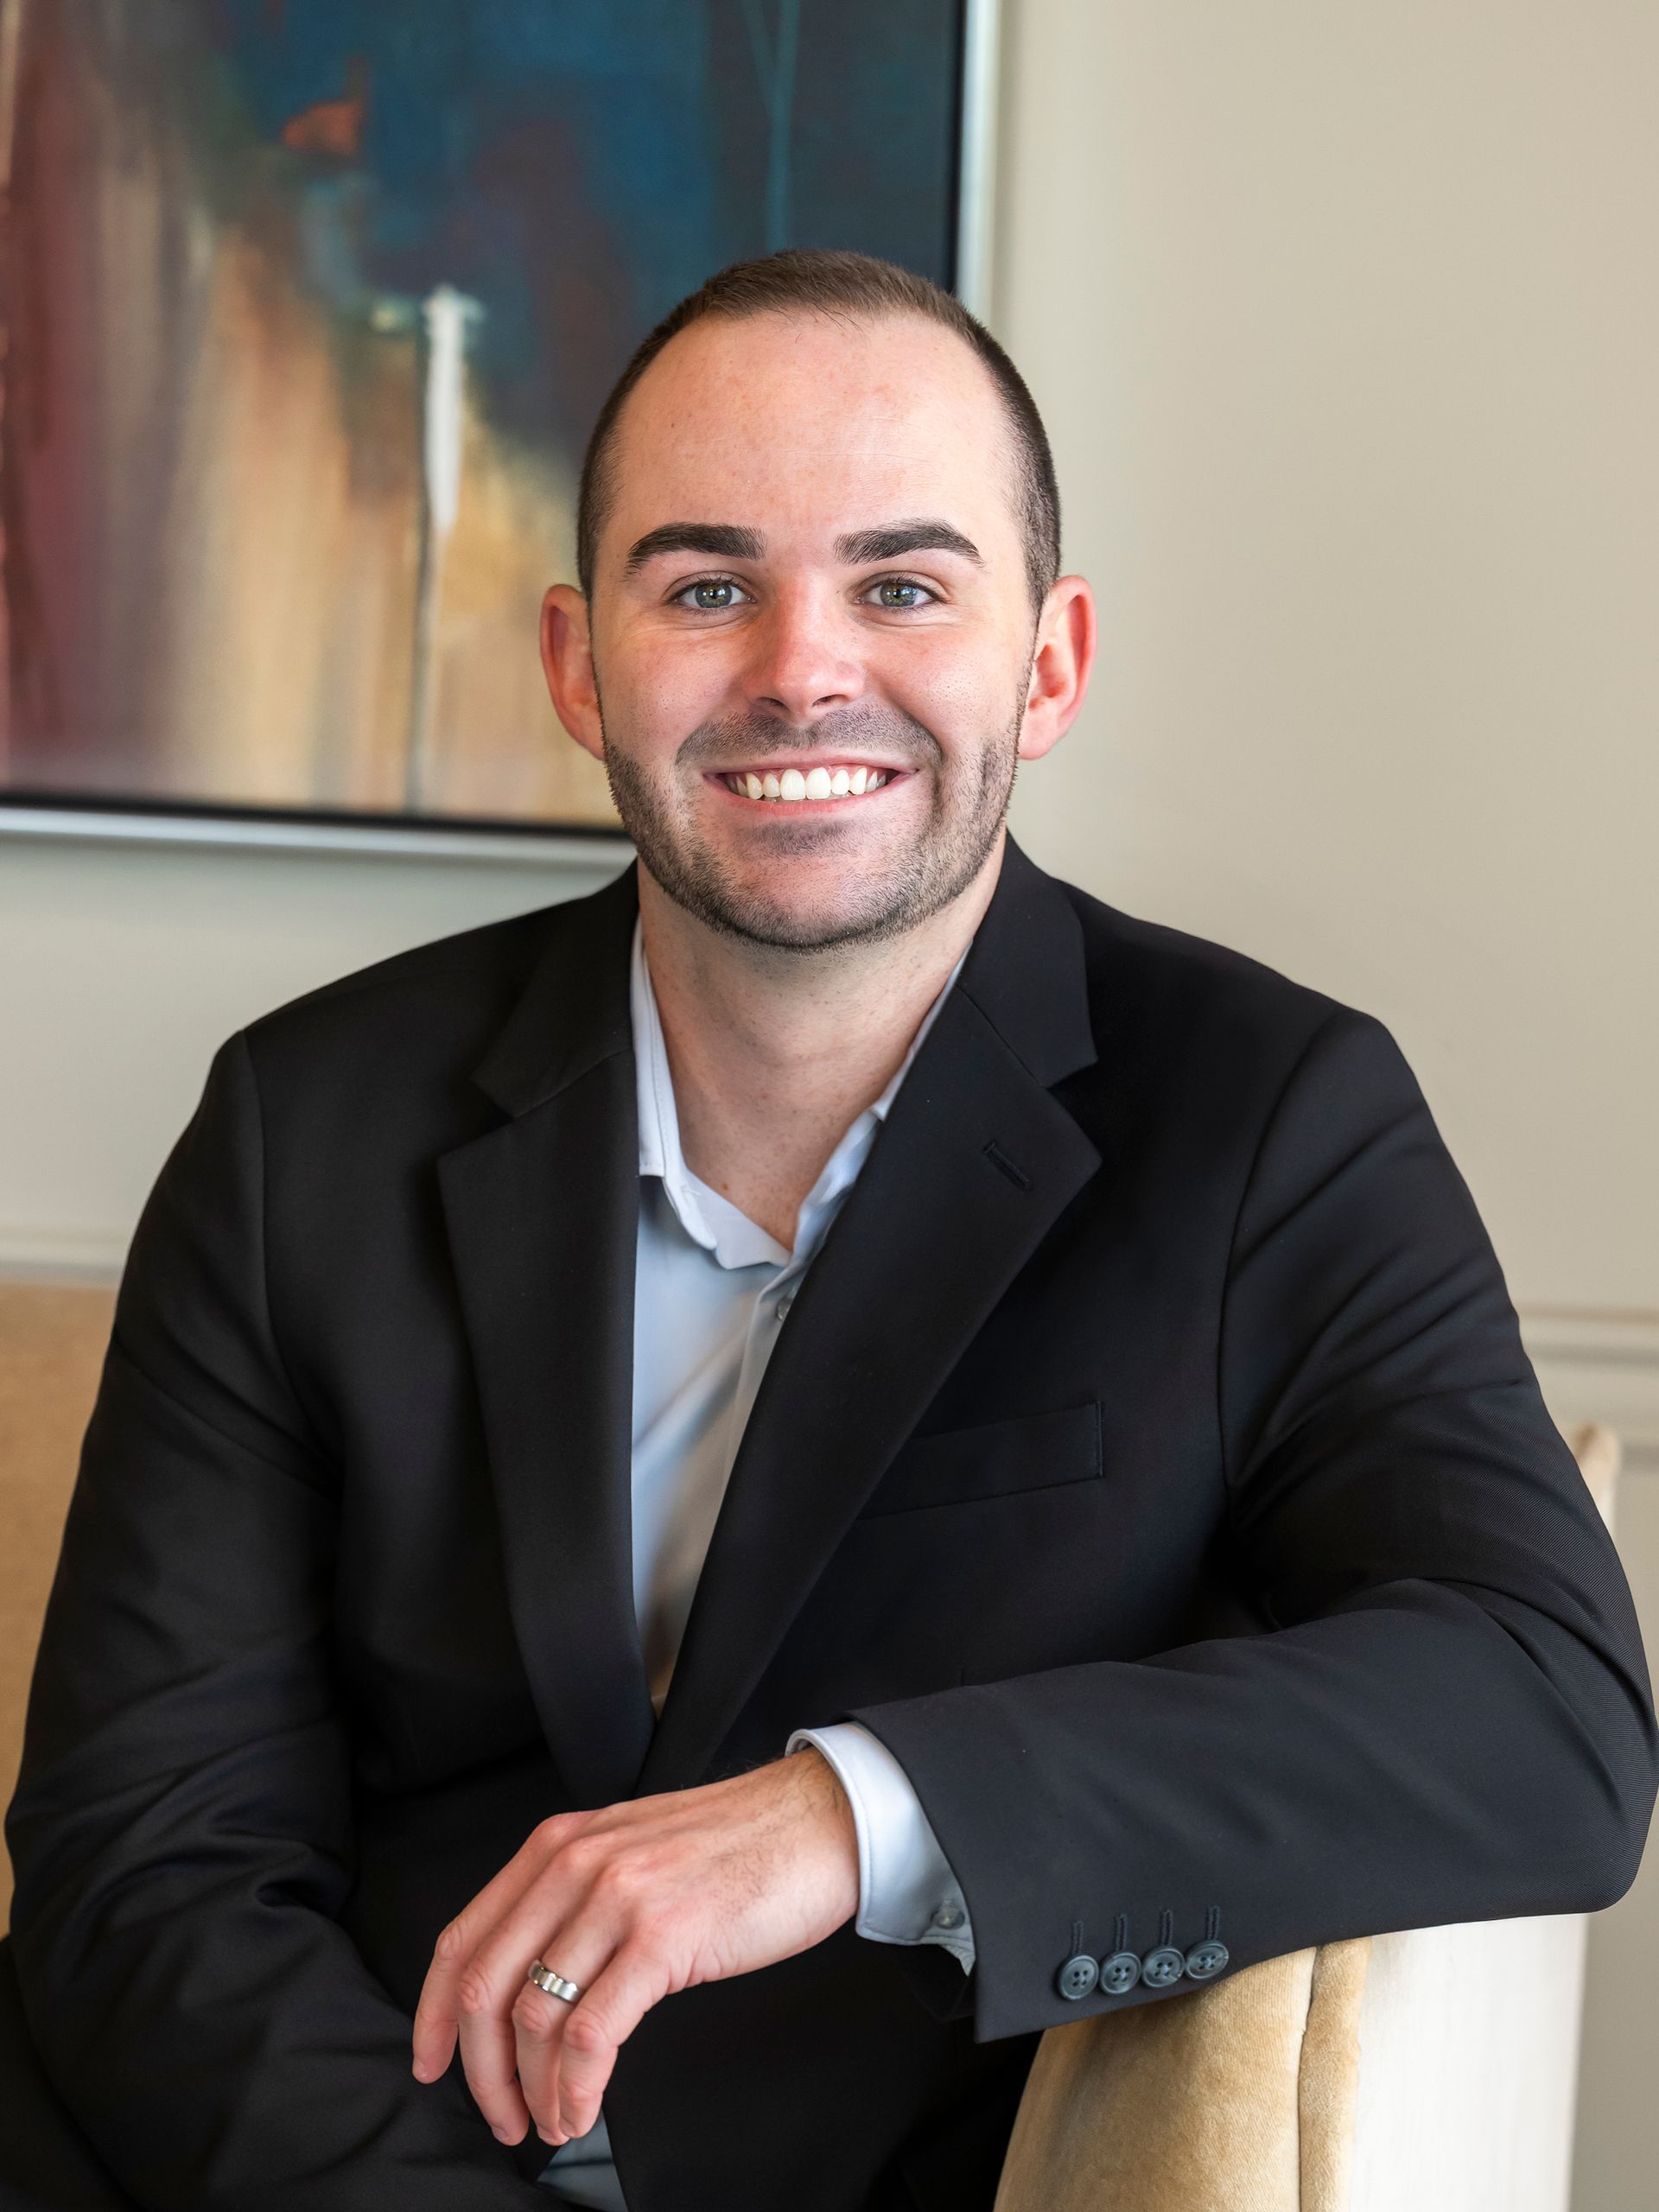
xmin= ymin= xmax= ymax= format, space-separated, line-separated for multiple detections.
xmin=728 ymin=764 xmax=893 ymax=802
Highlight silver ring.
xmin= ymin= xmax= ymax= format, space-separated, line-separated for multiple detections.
xmin=526 ymin=1961 xmax=580 ymax=2005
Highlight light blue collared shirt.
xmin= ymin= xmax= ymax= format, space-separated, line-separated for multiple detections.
xmin=542 ymin=923 xmax=974 ymax=2206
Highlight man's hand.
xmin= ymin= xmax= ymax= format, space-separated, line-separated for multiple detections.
xmin=410 ymin=1748 xmax=859 ymax=2147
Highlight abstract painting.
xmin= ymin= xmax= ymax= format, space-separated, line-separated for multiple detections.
xmin=0 ymin=0 xmax=967 ymax=834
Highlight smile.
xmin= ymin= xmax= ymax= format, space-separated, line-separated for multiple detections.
xmin=718 ymin=765 xmax=895 ymax=804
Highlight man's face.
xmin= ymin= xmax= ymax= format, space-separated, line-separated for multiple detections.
xmin=548 ymin=310 xmax=1067 ymax=951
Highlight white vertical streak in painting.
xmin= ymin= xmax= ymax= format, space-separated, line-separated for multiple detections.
xmin=0 ymin=0 xmax=27 ymax=769
xmin=405 ymin=284 xmax=479 ymax=809
xmin=423 ymin=284 xmax=469 ymax=537
xmin=955 ymin=0 xmax=1001 ymax=320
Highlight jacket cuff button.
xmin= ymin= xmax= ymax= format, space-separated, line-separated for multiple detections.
xmin=1055 ymin=1953 xmax=1099 ymax=2001
xmin=1140 ymin=1945 xmax=1185 ymax=1989
xmin=1099 ymin=1949 xmax=1141 ymax=1996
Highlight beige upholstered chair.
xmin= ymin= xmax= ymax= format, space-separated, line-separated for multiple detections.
xmin=0 ymin=1283 xmax=1618 ymax=2207
xmin=0 ymin=1278 xmax=118 ymax=1929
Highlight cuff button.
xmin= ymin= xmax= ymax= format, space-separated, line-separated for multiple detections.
xmin=1185 ymin=1939 xmax=1230 ymax=1981
xmin=1099 ymin=1949 xmax=1141 ymax=1996
xmin=1056 ymin=1953 xmax=1100 ymax=2001
xmin=1141 ymin=1945 xmax=1185 ymax=1989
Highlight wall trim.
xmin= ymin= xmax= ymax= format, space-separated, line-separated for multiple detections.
xmin=1519 ymin=1309 xmax=1659 ymax=1472
xmin=0 ymin=1231 xmax=125 ymax=1284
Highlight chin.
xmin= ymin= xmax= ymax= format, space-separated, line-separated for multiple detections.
xmin=712 ymin=889 xmax=892 ymax=951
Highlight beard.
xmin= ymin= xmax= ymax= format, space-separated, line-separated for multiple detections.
xmin=599 ymin=696 xmax=1023 ymax=953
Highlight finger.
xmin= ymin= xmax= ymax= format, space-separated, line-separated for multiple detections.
xmin=550 ymin=1949 xmax=672 ymax=2144
xmin=454 ymin=1839 xmax=609 ymax=2140
xmin=461 ymin=1840 xmax=618 ymax=2133
xmin=456 ymin=1953 xmax=534 ymax=2144
xmin=510 ymin=1910 xmax=623 ymax=2142
xmin=412 ymin=1814 xmax=582 ymax=2082
xmin=511 ymin=1973 xmax=588 ymax=2144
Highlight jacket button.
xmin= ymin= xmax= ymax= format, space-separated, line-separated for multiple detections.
xmin=1055 ymin=1953 xmax=1099 ymax=2001
xmin=1185 ymin=1939 xmax=1230 ymax=1981
xmin=1141 ymin=1945 xmax=1185 ymax=1989
xmin=1099 ymin=1949 xmax=1141 ymax=1996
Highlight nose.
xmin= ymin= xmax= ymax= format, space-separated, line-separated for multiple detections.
xmin=741 ymin=584 xmax=866 ymax=726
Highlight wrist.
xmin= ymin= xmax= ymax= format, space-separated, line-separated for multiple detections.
xmin=786 ymin=1745 xmax=860 ymax=1916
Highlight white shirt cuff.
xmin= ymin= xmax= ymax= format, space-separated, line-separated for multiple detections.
xmin=787 ymin=1720 xmax=974 ymax=1973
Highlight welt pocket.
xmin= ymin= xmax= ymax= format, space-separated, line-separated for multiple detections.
xmin=859 ymin=1402 xmax=1103 ymax=1518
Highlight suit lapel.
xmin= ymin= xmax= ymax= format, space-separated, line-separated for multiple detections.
xmin=639 ymin=841 xmax=1102 ymax=1794
xmin=437 ymin=865 xmax=658 ymax=1809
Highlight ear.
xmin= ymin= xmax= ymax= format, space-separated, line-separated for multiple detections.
xmin=1016 ymin=575 xmax=1096 ymax=763
xmin=540 ymin=585 xmax=605 ymax=763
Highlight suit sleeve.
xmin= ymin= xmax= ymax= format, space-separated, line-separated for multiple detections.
xmin=4 ymin=1033 xmax=544 ymax=2208
xmin=850 ymin=1010 xmax=1659 ymax=2044
xmin=785 ymin=1722 xmax=975 ymax=1967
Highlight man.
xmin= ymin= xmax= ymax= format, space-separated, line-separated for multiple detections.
xmin=3 ymin=249 xmax=1654 ymax=2212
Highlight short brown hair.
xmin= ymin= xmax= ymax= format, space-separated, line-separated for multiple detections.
xmin=575 ymin=248 xmax=1061 ymax=614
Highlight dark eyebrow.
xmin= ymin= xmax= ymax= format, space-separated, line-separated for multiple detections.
xmin=833 ymin=519 xmax=983 ymax=567
xmin=623 ymin=523 xmax=766 ymax=575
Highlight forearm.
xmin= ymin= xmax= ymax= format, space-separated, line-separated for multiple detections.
xmin=852 ymin=1548 xmax=1655 ymax=2044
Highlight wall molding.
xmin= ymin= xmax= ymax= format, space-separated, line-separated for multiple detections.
xmin=1519 ymin=1309 xmax=1659 ymax=1472
xmin=0 ymin=1230 xmax=125 ymax=1284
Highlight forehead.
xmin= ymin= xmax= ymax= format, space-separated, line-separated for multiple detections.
xmin=604 ymin=309 xmax=1019 ymax=554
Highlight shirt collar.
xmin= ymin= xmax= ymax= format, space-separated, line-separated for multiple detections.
xmin=632 ymin=918 xmax=965 ymax=1273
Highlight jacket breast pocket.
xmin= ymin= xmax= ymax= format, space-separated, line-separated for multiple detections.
xmin=858 ymin=1401 xmax=1103 ymax=1518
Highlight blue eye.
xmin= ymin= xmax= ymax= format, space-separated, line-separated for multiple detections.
xmin=870 ymin=577 xmax=931 ymax=609
xmin=677 ymin=576 xmax=747 ymax=611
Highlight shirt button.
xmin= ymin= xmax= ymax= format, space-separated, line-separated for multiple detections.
xmin=931 ymin=1902 xmax=964 ymax=1932
xmin=775 ymin=1294 xmax=793 ymax=1320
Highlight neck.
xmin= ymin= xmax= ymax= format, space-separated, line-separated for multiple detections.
xmin=639 ymin=834 xmax=1005 ymax=1248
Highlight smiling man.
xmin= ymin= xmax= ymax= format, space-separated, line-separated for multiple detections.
xmin=3 ymin=251 xmax=1654 ymax=2212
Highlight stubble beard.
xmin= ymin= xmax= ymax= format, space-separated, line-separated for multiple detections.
xmin=599 ymin=698 xmax=1025 ymax=954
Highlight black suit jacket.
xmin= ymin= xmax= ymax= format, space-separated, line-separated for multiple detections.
xmin=5 ymin=839 xmax=1655 ymax=2212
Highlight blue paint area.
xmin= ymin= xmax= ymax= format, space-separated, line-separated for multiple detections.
xmin=183 ymin=0 xmax=960 ymax=462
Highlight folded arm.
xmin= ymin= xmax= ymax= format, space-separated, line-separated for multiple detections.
xmin=849 ymin=1012 xmax=1659 ymax=2041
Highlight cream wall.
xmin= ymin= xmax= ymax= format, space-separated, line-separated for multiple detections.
xmin=0 ymin=0 xmax=1654 ymax=2201
xmin=0 ymin=829 xmax=625 ymax=1275
xmin=999 ymin=0 xmax=1658 ymax=1325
